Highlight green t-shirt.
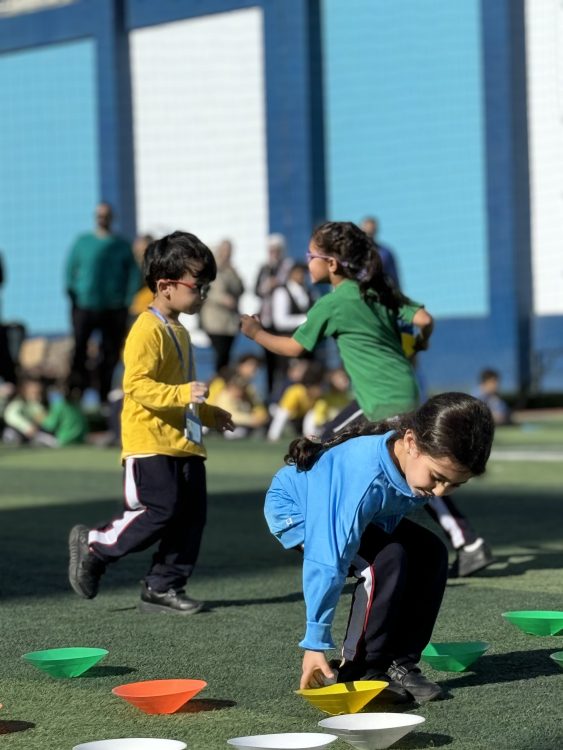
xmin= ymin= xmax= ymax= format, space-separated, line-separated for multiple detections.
xmin=41 ymin=399 xmax=89 ymax=445
xmin=293 ymin=280 xmax=421 ymax=420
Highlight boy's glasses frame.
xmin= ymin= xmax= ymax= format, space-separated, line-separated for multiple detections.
xmin=161 ymin=278 xmax=211 ymax=299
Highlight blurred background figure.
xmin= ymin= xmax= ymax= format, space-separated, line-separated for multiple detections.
xmin=254 ymin=234 xmax=295 ymax=397
xmin=268 ymin=261 xmax=315 ymax=400
xmin=267 ymin=360 xmax=324 ymax=441
xmin=129 ymin=233 xmax=155 ymax=322
xmin=474 ymin=368 xmax=512 ymax=426
xmin=65 ymin=202 xmax=139 ymax=407
xmin=2 ymin=375 xmax=54 ymax=446
xmin=200 ymin=239 xmax=245 ymax=373
xmin=361 ymin=216 xmax=400 ymax=289
xmin=302 ymin=367 xmax=352 ymax=438
xmin=213 ymin=369 xmax=268 ymax=439
xmin=0 ymin=250 xmax=17 ymax=385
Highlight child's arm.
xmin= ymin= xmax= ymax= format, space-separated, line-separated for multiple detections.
xmin=240 ymin=314 xmax=304 ymax=357
xmin=412 ymin=308 xmax=434 ymax=352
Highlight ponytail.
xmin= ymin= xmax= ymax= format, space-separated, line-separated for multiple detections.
xmin=284 ymin=416 xmax=403 ymax=471
xmin=284 ymin=392 xmax=495 ymax=476
xmin=311 ymin=222 xmax=405 ymax=312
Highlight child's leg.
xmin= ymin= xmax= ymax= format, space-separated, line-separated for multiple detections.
xmin=144 ymin=456 xmax=206 ymax=592
xmin=425 ymin=496 xmax=494 ymax=577
xmin=341 ymin=523 xmax=408 ymax=672
xmin=319 ymin=400 xmax=366 ymax=441
xmin=88 ymin=455 xmax=182 ymax=562
xmin=385 ymin=519 xmax=448 ymax=666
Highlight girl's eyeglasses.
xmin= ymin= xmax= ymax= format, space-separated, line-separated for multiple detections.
xmin=306 ymin=251 xmax=333 ymax=263
xmin=162 ymin=279 xmax=211 ymax=299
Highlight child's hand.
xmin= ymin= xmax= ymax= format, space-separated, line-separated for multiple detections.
xmin=240 ymin=314 xmax=262 ymax=340
xmin=189 ymin=381 xmax=209 ymax=404
xmin=300 ymin=650 xmax=335 ymax=690
xmin=214 ymin=407 xmax=235 ymax=433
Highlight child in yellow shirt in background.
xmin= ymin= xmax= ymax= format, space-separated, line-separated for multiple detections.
xmin=302 ymin=367 xmax=352 ymax=438
xmin=214 ymin=371 xmax=268 ymax=439
xmin=68 ymin=231 xmax=234 ymax=614
xmin=267 ymin=361 xmax=324 ymax=441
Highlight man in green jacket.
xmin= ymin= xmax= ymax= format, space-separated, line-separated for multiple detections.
xmin=65 ymin=202 xmax=139 ymax=405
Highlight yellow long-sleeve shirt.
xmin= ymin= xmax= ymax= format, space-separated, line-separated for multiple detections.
xmin=121 ymin=311 xmax=219 ymax=460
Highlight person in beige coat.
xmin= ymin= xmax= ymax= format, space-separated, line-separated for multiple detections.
xmin=200 ymin=239 xmax=245 ymax=372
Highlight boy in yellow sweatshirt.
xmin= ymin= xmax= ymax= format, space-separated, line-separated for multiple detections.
xmin=68 ymin=231 xmax=234 ymax=614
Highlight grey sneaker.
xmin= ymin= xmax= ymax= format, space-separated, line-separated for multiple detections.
xmin=387 ymin=662 xmax=443 ymax=702
xmin=451 ymin=538 xmax=494 ymax=578
xmin=138 ymin=582 xmax=204 ymax=615
xmin=68 ymin=524 xmax=105 ymax=599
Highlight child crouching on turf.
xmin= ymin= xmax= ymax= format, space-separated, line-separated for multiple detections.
xmin=265 ymin=392 xmax=494 ymax=702
xmin=68 ymin=231 xmax=234 ymax=614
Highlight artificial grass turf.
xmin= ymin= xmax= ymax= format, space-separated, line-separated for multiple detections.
xmin=0 ymin=433 xmax=562 ymax=749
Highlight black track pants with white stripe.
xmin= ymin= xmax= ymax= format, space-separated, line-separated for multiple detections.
xmin=88 ymin=454 xmax=206 ymax=591
xmin=342 ymin=518 xmax=448 ymax=670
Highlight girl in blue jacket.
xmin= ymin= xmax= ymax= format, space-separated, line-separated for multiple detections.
xmin=265 ymin=392 xmax=494 ymax=702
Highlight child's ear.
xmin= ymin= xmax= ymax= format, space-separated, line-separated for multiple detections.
xmin=404 ymin=430 xmax=420 ymax=457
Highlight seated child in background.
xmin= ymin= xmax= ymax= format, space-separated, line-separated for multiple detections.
xmin=41 ymin=381 xmax=89 ymax=446
xmin=474 ymin=369 xmax=512 ymax=426
xmin=302 ymin=367 xmax=352 ymax=438
xmin=207 ymin=353 xmax=264 ymax=406
xmin=2 ymin=375 xmax=55 ymax=446
xmin=214 ymin=370 xmax=268 ymax=439
xmin=267 ymin=361 xmax=324 ymax=442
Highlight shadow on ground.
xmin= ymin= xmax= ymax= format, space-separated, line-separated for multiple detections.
xmin=440 ymin=648 xmax=560 ymax=689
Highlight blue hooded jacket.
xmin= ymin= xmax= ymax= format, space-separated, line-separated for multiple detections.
xmin=264 ymin=431 xmax=428 ymax=651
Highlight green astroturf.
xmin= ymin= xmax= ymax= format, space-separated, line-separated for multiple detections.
xmin=0 ymin=425 xmax=562 ymax=749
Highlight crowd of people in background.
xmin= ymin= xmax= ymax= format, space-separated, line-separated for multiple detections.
xmin=0 ymin=203 xmax=511 ymax=465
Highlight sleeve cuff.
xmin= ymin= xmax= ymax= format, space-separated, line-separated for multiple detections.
xmin=299 ymin=622 xmax=335 ymax=651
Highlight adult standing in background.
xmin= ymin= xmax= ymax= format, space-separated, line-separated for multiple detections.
xmin=361 ymin=216 xmax=400 ymax=289
xmin=254 ymin=233 xmax=294 ymax=397
xmin=65 ymin=201 xmax=139 ymax=405
xmin=200 ymin=239 xmax=244 ymax=373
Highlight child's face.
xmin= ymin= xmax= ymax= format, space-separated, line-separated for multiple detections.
xmin=162 ymin=268 xmax=210 ymax=315
xmin=306 ymin=241 xmax=331 ymax=284
xmin=401 ymin=432 xmax=473 ymax=497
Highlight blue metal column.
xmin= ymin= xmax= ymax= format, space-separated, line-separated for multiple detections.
xmin=96 ymin=0 xmax=136 ymax=239
xmin=263 ymin=0 xmax=326 ymax=258
xmin=481 ymin=0 xmax=532 ymax=396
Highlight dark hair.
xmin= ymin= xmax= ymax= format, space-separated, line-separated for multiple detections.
xmin=311 ymin=221 xmax=404 ymax=311
xmin=285 ymin=392 xmax=495 ymax=476
xmin=480 ymin=368 xmax=499 ymax=383
xmin=144 ymin=231 xmax=217 ymax=293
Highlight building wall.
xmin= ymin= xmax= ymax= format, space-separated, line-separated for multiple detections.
xmin=130 ymin=7 xmax=269 ymax=312
xmin=0 ymin=38 xmax=99 ymax=333
xmin=322 ymin=0 xmax=488 ymax=318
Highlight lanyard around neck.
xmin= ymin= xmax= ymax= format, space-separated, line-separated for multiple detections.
xmin=148 ymin=306 xmax=194 ymax=381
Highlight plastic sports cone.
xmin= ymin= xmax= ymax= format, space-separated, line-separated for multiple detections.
xmin=421 ymin=641 xmax=489 ymax=672
xmin=502 ymin=611 xmax=563 ymax=637
xmin=295 ymin=681 xmax=388 ymax=715
xmin=22 ymin=648 xmax=108 ymax=678
xmin=112 ymin=679 xmax=207 ymax=714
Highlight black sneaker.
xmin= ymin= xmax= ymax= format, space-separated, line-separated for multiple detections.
xmin=138 ymin=582 xmax=204 ymax=615
xmin=363 ymin=666 xmax=412 ymax=705
xmin=68 ymin=524 xmax=106 ymax=599
xmin=450 ymin=538 xmax=494 ymax=578
xmin=387 ymin=662 xmax=443 ymax=702
xmin=333 ymin=660 xmax=411 ymax=704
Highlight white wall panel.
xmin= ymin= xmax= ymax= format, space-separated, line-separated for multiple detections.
xmin=131 ymin=7 xmax=268 ymax=313
xmin=525 ymin=0 xmax=563 ymax=314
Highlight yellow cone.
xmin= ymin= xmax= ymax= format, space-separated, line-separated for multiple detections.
xmin=295 ymin=680 xmax=388 ymax=715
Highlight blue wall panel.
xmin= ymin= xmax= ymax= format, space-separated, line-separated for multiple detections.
xmin=0 ymin=39 xmax=99 ymax=334
xmin=322 ymin=0 xmax=488 ymax=318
